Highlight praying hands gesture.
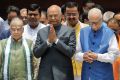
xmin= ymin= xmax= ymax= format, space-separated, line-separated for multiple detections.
xmin=48 ymin=25 xmax=57 ymax=43
xmin=83 ymin=51 xmax=98 ymax=63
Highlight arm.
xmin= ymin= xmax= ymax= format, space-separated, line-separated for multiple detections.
xmin=97 ymin=34 xmax=119 ymax=63
xmin=55 ymin=30 xmax=76 ymax=58
xmin=33 ymin=32 xmax=48 ymax=58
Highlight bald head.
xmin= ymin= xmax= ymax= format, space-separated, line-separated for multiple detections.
xmin=47 ymin=5 xmax=62 ymax=26
xmin=47 ymin=5 xmax=62 ymax=15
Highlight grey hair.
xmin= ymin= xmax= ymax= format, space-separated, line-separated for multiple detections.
xmin=103 ymin=11 xmax=115 ymax=22
xmin=10 ymin=17 xmax=23 ymax=27
xmin=88 ymin=8 xmax=103 ymax=20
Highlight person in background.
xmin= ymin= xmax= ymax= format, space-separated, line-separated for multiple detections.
xmin=114 ymin=12 xmax=120 ymax=24
xmin=80 ymin=0 xmax=95 ymax=23
xmin=4 ymin=5 xmax=20 ymax=30
xmin=107 ymin=18 xmax=120 ymax=80
xmin=0 ymin=17 xmax=36 ymax=80
xmin=20 ymin=8 xmax=28 ymax=25
xmin=0 ymin=17 xmax=4 ymax=34
xmin=33 ymin=5 xmax=76 ymax=80
xmin=23 ymin=4 xmax=46 ymax=79
xmin=39 ymin=10 xmax=49 ymax=26
xmin=103 ymin=11 xmax=115 ymax=23
xmin=61 ymin=4 xmax=66 ymax=25
xmin=0 ymin=6 xmax=20 ymax=40
xmin=23 ymin=3 xmax=46 ymax=43
xmin=75 ymin=8 xmax=119 ymax=80
xmin=64 ymin=2 xmax=88 ymax=80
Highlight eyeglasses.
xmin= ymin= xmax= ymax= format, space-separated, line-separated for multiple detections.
xmin=89 ymin=19 xmax=102 ymax=25
xmin=11 ymin=27 xmax=23 ymax=32
xmin=66 ymin=13 xmax=78 ymax=17
xmin=28 ymin=13 xmax=39 ymax=16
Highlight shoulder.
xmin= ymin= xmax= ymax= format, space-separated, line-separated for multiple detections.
xmin=0 ymin=29 xmax=10 ymax=40
xmin=26 ymin=39 xmax=33 ymax=45
xmin=0 ymin=17 xmax=4 ymax=22
xmin=1 ymin=29 xmax=10 ymax=34
xmin=102 ymin=22 xmax=114 ymax=33
xmin=0 ymin=39 xmax=8 ymax=47
xmin=23 ymin=24 xmax=29 ymax=32
xmin=80 ymin=26 xmax=90 ymax=32
xmin=38 ymin=26 xmax=49 ymax=33
xmin=38 ymin=23 xmax=47 ymax=29
xmin=80 ymin=21 xmax=89 ymax=28
xmin=61 ymin=25 xmax=74 ymax=31
xmin=25 ymin=39 xmax=33 ymax=49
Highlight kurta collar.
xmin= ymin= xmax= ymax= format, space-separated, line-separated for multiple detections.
xmin=11 ymin=37 xmax=22 ymax=44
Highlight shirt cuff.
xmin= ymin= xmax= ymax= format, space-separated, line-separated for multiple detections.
xmin=74 ymin=52 xmax=84 ymax=62
xmin=46 ymin=40 xmax=52 ymax=47
xmin=54 ymin=38 xmax=59 ymax=44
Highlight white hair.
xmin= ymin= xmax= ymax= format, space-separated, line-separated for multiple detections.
xmin=103 ymin=11 xmax=115 ymax=22
xmin=10 ymin=17 xmax=23 ymax=27
xmin=88 ymin=8 xmax=103 ymax=20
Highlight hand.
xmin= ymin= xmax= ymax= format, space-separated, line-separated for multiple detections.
xmin=88 ymin=52 xmax=98 ymax=60
xmin=48 ymin=25 xmax=57 ymax=43
xmin=83 ymin=51 xmax=93 ymax=63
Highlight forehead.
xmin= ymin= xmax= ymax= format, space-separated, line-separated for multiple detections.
xmin=11 ymin=21 xmax=23 ymax=27
xmin=11 ymin=25 xmax=23 ymax=29
xmin=8 ymin=11 xmax=17 ymax=16
xmin=114 ymin=14 xmax=120 ymax=20
xmin=108 ymin=21 xmax=119 ymax=25
xmin=89 ymin=14 xmax=101 ymax=22
xmin=28 ymin=10 xmax=39 ymax=14
xmin=48 ymin=8 xmax=59 ymax=15
xmin=21 ymin=11 xmax=27 ymax=16
xmin=66 ymin=7 xmax=78 ymax=12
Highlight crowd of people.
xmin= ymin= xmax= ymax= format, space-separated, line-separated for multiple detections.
xmin=0 ymin=1 xmax=120 ymax=80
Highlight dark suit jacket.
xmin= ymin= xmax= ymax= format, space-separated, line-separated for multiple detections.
xmin=33 ymin=24 xmax=76 ymax=80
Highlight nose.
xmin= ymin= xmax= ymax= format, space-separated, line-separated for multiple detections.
xmin=69 ymin=15 xmax=74 ymax=19
xmin=51 ymin=16 xmax=55 ymax=19
xmin=31 ymin=15 xmax=35 ymax=18
xmin=14 ymin=29 xmax=18 ymax=33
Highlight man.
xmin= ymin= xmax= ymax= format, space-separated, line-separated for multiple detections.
xmin=23 ymin=4 xmax=46 ymax=43
xmin=61 ymin=4 xmax=66 ymax=25
xmin=0 ymin=17 xmax=35 ymax=80
xmin=33 ymin=5 xmax=76 ymax=80
xmin=103 ymin=11 xmax=115 ymax=23
xmin=4 ymin=5 xmax=20 ymax=30
xmin=75 ymin=8 xmax=119 ymax=80
xmin=114 ymin=12 xmax=120 ymax=22
xmin=0 ymin=5 xmax=20 ymax=40
xmin=81 ymin=1 xmax=95 ymax=23
xmin=39 ymin=10 xmax=49 ymax=26
xmin=107 ymin=18 xmax=120 ymax=80
xmin=20 ymin=8 xmax=28 ymax=25
xmin=64 ymin=2 xmax=88 ymax=80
